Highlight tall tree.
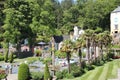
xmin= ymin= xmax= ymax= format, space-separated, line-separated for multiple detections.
xmin=60 ymin=40 xmax=73 ymax=73
xmin=3 ymin=0 xmax=36 ymax=52
xmin=74 ymin=36 xmax=85 ymax=68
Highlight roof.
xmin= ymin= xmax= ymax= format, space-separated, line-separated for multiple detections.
xmin=112 ymin=6 xmax=120 ymax=13
xmin=53 ymin=35 xmax=70 ymax=43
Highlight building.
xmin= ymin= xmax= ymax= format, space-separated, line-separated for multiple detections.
xmin=110 ymin=6 xmax=120 ymax=44
xmin=111 ymin=6 xmax=120 ymax=35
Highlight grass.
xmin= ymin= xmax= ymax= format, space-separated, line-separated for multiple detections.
xmin=63 ymin=59 xmax=120 ymax=80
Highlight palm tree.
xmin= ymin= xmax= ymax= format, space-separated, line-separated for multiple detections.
xmin=102 ymin=31 xmax=112 ymax=60
xmin=97 ymin=32 xmax=104 ymax=60
xmin=84 ymin=29 xmax=94 ymax=64
xmin=60 ymin=40 xmax=73 ymax=73
xmin=103 ymin=31 xmax=112 ymax=52
xmin=74 ymin=36 xmax=85 ymax=68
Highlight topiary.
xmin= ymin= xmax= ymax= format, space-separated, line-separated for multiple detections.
xmin=9 ymin=53 xmax=14 ymax=63
xmin=18 ymin=63 xmax=30 ymax=80
xmin=4 ymin=51 xmax=8 ymax=62
xmin=44 ymin=63 xmax=50 ymax=80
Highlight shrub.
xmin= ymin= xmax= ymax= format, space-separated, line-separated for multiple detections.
xmin=55 ymin=50 xmax=66 ymax=58
xmin=56 ymin=71 xmax=63 ymax=79
xmin=43 ymin=57 xmax=52 ymax=64
xmin=92 ymin=57 xmax=104 ymax=66
xmin=107 ymin=52 xmax=114 ymax=59
xmin=65 ymin=73 xmax=74 ymax=79
xmin=4 ymin=51 xmax=8 ymax=62
xmin=86 ymin=64 xmax=95 ymax=71
xmin=35 ymin=49 xmax=41 ymax=56
xmin=31 ymin=72 xmax=43 ymax=80
xmin=0 ymin=56 xmax=4 ymax=61
xmin=9 ymin=53 xmax=14 ymax=63
xmin=70 ymin=63 xmax=85 ymax=77
xmin=55 ymin=69 xmax=68 ymax=79
xmin=61 ymin=69 xmax=68 ymax=78
xmin=0 ymin=69 xmax=7 ymax=79
xmin=18 ymin=63 xmax=30 ymax=80
xmin=81 ymin=60 xmax=87 ymax=69
xmin=44 ymin=64 xmax=50 ymax=80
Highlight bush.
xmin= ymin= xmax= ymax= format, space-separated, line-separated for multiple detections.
xmin=65 ymin=73 xmax=74 ymax=79
xmin=55 ymin=50 xmax=66 ymax=58
xmin=9 ymin=53 xmax=14 ymax=63
xmin=0 ymin=69 xmax=7 ymax=79
xmin=61 ymin=69 xmax=68 ymax=78
xmin=70 ymin=63 xmax=85 ymax=77
xmin=44 ymin=64 xmax=50 ymax=80
xmin=81 ymin=60 xmax=87 ymax=69
xmin=86 ymin=64 xmax=95 ymax=71
xmin=4 ymin=51 xmax=8 ymax=62
xmin=31 ymin=72 xmax=43 ymax=80
xmin=56 ymin=71 xmax=63 ymax=79
xmin=55 ymin=69 xmax=68 ymax=79
xmin=0 ymin=56 xmax=4 ymax=61
xmin=43 ymin=57 xmax=52 ymax=64
xmin=107 ymin=52 xmax=114 ymax=59
xmin=92 ymin=57 xmax=104 ymax=66
xmin=18 ymin=63 xmax=30 ymax=80
xmin=35 ymin=49 xmax=41 ymax=56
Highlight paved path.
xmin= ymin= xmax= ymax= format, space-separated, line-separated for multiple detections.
xmin=7 ymin=74 xmax=17 ymax=80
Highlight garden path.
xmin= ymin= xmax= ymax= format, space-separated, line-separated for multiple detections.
xmin=6 ymin=74 xmax=17 ymax=80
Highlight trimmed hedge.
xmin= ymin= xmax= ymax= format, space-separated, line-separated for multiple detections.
xmin=18 ymin=63 xmax=30 ymax=80
xmin=9 ymin=53 xmax=14 ymax=63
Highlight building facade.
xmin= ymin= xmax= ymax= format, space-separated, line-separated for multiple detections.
xmin=111 ymin=6 xmax=120 ymax=35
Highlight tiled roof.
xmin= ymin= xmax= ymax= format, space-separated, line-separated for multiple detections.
xmin=112 ymin=6 xmax=120 ymax=13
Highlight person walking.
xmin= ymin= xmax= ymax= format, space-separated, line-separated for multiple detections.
xmin=9 ymin=64 xmax=12 ymax=74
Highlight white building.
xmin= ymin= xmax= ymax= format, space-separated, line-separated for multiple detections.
xmin=111 ymin=6 xmax=120 ymax=35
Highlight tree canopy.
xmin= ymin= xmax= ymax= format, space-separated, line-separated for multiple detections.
xmin=0 ymin=0 xmax=119 ymax=47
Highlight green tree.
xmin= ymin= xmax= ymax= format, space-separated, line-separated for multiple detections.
xmin=44 ymin=63 xmax=51 ymax=80
xmin=84 ymin=29 xmax=95 ymax=64
xmin=60 ymin=40 xmax=73 ymax=73
xmin=77 ymin=0 xmax=116 ymax=30
xmin=3 ymin=0 xmax=36 ymax=52
xmin=74 ymin=36 xmax=85 ymax=68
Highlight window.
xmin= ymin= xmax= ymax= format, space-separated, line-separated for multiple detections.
xmin=115 ymin=31 xmax=118 ymax=33
xmin=115 ymin=24 xmax=118 ymax=30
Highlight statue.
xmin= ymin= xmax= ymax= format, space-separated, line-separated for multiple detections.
xmin=73 ymin=26 xmax=79 ymax=41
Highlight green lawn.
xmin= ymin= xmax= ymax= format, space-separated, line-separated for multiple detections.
xmin=63 ymin=59 xmax=120 ymax=80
